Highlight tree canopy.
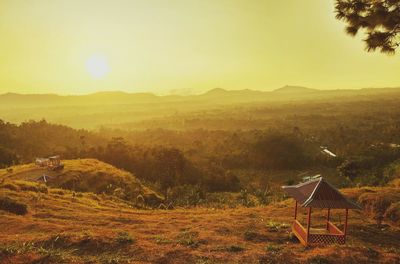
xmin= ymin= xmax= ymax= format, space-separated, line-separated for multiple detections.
xmin=335 ymin=0 xmax=400 ymax=54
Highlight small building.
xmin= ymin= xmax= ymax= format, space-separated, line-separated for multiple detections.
xmin=48 ymin=156 xmax=61 ymax=167
xmin=35 ymin=158 xmax=50 ymax=167
xmin=282 ymin=178 xmax=360 ymax=246
xmin=35 ymin=155 xmax=64 ymax=171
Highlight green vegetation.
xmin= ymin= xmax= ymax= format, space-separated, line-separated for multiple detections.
xmin=2 ymin=90 xmax=400 ymax=208
xmin=226 ymin=245 xmax=245 ymax=253
xmin=176 ymin=230 xmax=201 ymax=248
xmin=354 ymin=187 xmax=400 ymax=225
xmin=115 ymin=232 xmax=135 ymax=245
xmin=0 ymin=197 xmax=28 ymax=215
xmin=335 ymin=0 xmax=400 ymax=54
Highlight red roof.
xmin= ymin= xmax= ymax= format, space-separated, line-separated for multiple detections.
xmin=282 ymin=178 xmax=360 ymax=209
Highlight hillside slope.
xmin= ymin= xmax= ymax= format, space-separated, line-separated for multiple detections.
xmin=0 ymin=159 xmax=163 ymax=205
xmin=0 ymin=183 xmax=399 ymax=263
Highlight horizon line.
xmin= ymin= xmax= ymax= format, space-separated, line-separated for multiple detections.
xmin=1 ymin=85 xmax=400 ymax=97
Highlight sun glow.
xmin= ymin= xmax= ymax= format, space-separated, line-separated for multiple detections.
xmin=86 ymin=55 xmax=110 ymax=79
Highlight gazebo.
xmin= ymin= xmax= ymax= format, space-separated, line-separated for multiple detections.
xmin=282 ymin=177 xmax=360 ymax=246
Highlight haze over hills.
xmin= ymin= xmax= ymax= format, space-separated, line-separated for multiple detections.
xmin=0 ymin=85 xmax=400 ymax=129
xmin=1 ymin=85 xmax=400 ymax=106
xmin=273 ymin=85 xmax=318 ymax=93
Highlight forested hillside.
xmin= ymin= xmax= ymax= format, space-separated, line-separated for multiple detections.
xmin=1 ymin=90 xmax=400 ymax=205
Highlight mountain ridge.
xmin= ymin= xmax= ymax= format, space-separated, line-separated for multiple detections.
xmin=2 ymin=85 xmax=400 ymax=99
xmin=273 ymin=85 xmax=318 ymax=93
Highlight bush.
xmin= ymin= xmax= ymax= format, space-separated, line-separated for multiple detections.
xmin=227 ymin=245 xmax=244 ymax=252
xmin=0 ymin=197 xmax=28 ymax=215
xmin=237 ymin=189 xmax=259 ymax=207
xmin=384 ymin=202 xmax=400 ymax=224
xmin=265 ymin=221 xmax=289 ymax=232
xmin=358 ymin=192 xmax=392 ymax=225
xmin=265 ymin=244 xmax=282 ymax=254
xmin=14 ymin=181 xmax=48 ymax=194
xmin=176 ymin=230 xmax=200 ymax=248
xmin=50 ymin=189 xmax=66 ymax=195
xmin=166 ymin=185 xmax=205 ymax=207
xmin=115 ymin=231 xmax=135 ymax=244
xmin=0 ymin=183 xmax=19 ymax=191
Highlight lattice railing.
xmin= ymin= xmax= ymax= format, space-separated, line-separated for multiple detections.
xmin=292 ymin=220 xmax=345 ymax=245
xmin=308 ymin=233 xmax=345 ymax=244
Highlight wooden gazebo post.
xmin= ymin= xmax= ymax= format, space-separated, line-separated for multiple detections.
xmin=326 ymin=208 xmax=330 ymax=229
xmin=306 ymin=207 xmax=312 ymax=244
xmin=343 ymin=209 xmax=348 ymax=243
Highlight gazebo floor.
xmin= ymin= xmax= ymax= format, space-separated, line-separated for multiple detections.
xmin=309 ymin=228 xmax=331 ymax=235
xmin=292 ymin=220 xmax=346 ymax=246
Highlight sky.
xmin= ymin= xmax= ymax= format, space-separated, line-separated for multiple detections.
xmin=0 ymin=0 xmax=399 ymax=95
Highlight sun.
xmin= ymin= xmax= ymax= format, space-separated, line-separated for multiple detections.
xmin=86 ymin=55 xmax=110 ymax=79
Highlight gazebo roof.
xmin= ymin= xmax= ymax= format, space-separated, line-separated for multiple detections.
xmin=282 ymin=177 xmax=360 ymax=209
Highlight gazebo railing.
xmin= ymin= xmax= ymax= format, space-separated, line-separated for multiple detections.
xmin=292 ymin=220 xmax=307 ymax=245
xmin=292 ymin=220 xmax=345 ymax=245
xmin=327 ymin=221 xmax=343 ymax=235
xmin=308 ymin=232 xmax=345 ymax=244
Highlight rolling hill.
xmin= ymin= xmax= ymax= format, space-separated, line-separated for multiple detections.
xmin=0 ymin=159 xmax=163 ymax=206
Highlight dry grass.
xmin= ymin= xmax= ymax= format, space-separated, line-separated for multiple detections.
xmin=0 ymin=184 xmax=399 ymax=264
xmin=343 ymin=187 xmax=400 ymax=225
xmin=0 ymin=159 xmax=163 ymax=206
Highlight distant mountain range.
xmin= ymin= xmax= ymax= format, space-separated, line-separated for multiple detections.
xmin=1 ymin=85 xmax=400 ymax=109
xmin=1 ymin=85 xmax=400 ymax=129
xmin=273 ymin=85 xmax=318 ymax=93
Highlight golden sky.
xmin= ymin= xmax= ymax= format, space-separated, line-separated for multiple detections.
xmin=0 ymin=0 xmax=399 ymax=95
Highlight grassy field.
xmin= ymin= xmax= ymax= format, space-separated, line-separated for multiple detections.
xmin=0 ymin=180 xmax=399 ymax=264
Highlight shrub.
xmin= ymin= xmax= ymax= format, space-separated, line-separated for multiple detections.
xmin=176 ymin=230 xmax=200 ymax=248
xmin=0 ymin=183 xmax=19 ymax=191
xmin=237 ymin=189 xmax=258 ymax=207
xmin=265 ymin=221 xmax=289 ymax=232
xmin=227 ymin=245 xmax=244 ymax=253
xmin=153 ymin=235 xmax=172 ymax=245
xmin=287 ymin=232 xmax=297 ymax=242
xmin=87 ymin=193 xmax=100 ymax=201
xmin=365 ymin=247 xmax=380 ymax=259
xmin=113 ymin=187 xmax=125 ymax=199
xmin=50 ymin=189 xmax=64 ymax=195
xmin=166 ymin=185 xmax=204 ymax=207
xmin=390 ymin=178 xmax=400 ymax=188
xmin=358 ymin=192 xmax=396 ymax=226
xmin=14 ymin=181 xmax=48 ymax=194
xmin=0 ymin=197 xmax=28 ymax=215
xmin=265 ymin=244 xmax=282 ymax=254
xmin=115 ymin=231 xmax=135 ymax=244
xmin=384 ymin=202 xmax=400 ymax=224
